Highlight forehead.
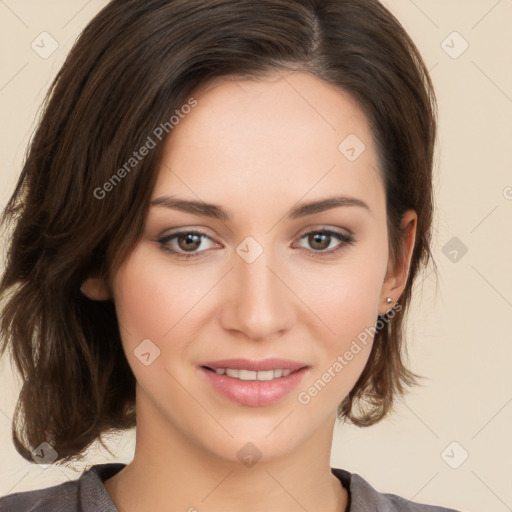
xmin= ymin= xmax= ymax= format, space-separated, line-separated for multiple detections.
xmin=152 ymin=71 xmax=384 ymax=219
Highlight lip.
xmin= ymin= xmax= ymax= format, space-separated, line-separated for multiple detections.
xmin=200 ymin=358 xmax=308 ymax=372
xmin=198 ymin=359 xmax=310 ymax=407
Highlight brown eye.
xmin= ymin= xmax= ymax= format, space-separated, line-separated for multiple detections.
xmin=307 ymin=232 xmax=331 ymax=251
xmin=296 ymin=229 xmax=355 ymax=256
xmin=177 ymin=233 xmax=202 ymax=252
xmin=157 ymin=230 xmax=218 ymax=260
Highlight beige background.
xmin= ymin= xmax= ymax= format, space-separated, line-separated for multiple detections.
xmin=0 ymin=1 xmax=511 ymax=511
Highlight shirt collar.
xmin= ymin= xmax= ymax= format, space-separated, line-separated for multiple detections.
xmin=79 ymin=463 xmax=126 ymax=512
xmin=80 ymin=462 xmax=408 ymax=512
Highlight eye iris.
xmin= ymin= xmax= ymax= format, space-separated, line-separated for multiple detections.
xmin=309 ymin=232 xmax=330 ymax=250
xmin=178 ymin=233 xmax=201 ymax=252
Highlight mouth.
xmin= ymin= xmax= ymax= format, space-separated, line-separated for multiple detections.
xmin=198 ymin=358 xmax=310 ymax=407
xmin=201 ymin=366 xmax=305 ymax=381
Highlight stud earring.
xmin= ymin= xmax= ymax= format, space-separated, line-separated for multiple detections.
xmin=386 ymin=297 xmax=393 ymax=304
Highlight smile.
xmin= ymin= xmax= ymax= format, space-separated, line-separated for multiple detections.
xmin=199 ymin=365 xmax=310 ymax=407
xmin=205 ymin=367 xmax=295 ymax=380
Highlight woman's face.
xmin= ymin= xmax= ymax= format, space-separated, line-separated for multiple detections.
xmin=109 ymin=71 xmax=407 ymax=464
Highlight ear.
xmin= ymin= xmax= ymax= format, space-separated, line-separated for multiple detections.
xmin=80 ymin=275 xmax=112 ymax=301
xmin=379 ymin=210 xmax=417 ymax=315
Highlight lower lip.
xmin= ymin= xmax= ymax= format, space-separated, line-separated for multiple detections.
xmin=199 ymin=366 xmax=309 ymax=407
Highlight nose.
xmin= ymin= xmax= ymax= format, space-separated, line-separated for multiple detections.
xmin=218 ymin=245 xmax=296 ymax=342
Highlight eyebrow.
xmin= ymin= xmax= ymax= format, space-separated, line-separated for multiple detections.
xmin=150 ymin=195 xmax=370 ymax=221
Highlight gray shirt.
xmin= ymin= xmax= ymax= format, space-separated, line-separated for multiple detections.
xmin=0 ymin=463 xmax=461 ymax=511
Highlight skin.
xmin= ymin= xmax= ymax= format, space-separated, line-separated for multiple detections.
xmin=82 ymin=71 xmax=416 ymax=512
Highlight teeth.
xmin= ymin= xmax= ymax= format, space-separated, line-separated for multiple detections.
xmin=212 ymin=368 xmax=295 ymax=380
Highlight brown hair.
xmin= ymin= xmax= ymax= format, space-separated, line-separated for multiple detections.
xmin=0 ymin=0 xmax=437 ymax=464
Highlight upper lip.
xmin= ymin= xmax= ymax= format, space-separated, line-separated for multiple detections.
xmin=200 ymin=358 xmax=309 ymax=372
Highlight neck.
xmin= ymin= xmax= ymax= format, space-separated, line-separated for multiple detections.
xmin=104 ymin=388 xmax=348 ymax=512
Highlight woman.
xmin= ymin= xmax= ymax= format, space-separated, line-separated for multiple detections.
xmin=0 ymin=0 xmax=461 ymax=510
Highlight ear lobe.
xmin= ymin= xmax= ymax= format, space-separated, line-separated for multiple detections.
xmin=80 ymin=276 xmax=112 ymax=301
xmin=380 ymin=210 xmax=417 ymax=309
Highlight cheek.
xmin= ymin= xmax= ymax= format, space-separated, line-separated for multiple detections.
xmin=111 ymin=248 xmax=182 ymax=387
xmin=112 ymin=244 xmax=207 ymax=347
xmin=111 ymin=246 xmax=198 ymax=407
xmin=298 ymin=239 xmax=388 ymax=340
xmin=294 ymin=282 xmax=379 ymax=413
xmin=292 ymin=236 xmax=388 ymax=402
xmin=111 ymin=242 xmax=232 ymax=408
xmin=113 ymin=266 xmax=167 ymax=344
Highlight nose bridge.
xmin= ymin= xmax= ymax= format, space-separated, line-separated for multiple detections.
xmin=222 ymin=236 xmax=293 ymax=340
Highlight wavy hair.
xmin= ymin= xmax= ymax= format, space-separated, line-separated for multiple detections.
xmin=0 ymin=0 xmax=437 ymax=463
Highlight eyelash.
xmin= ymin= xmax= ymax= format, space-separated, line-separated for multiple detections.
xmin=156 ymin=228 xmax=355 ymax=261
